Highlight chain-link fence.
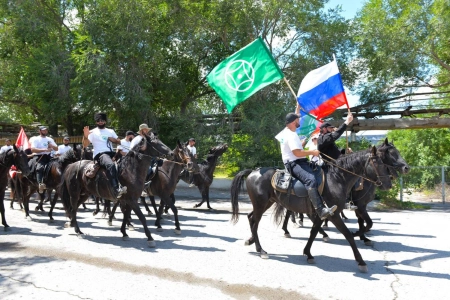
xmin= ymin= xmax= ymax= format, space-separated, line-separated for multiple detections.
xmin=399 ymin=166 xmax=449 ymax=204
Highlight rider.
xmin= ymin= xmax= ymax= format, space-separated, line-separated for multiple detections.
xmin=31 ymin=126 xmax=58 ymax=193
xmin=186 ymin=138 xmax=197 ymax=187
xmin=57 ymin=136 xmax=72 ymax=156
xmin=129 ymin=124 xmax=154 ymax=196
xmin=277 ymin=112 xmax=337 ymax=220
xmin=82 ymin=113 xmax=127 ymax=198
xmin=0 ymin=139 xmax=13 ymax=154
xmin=317 ymin=113 xmax=360 ymax=209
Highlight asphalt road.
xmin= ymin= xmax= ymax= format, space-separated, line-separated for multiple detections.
xmin=1 ymin=184 xmax=449 ymax=300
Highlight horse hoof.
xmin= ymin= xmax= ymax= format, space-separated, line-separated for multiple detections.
xmin=26 ymin=216 xmax=32 ymax=222
xmin=284 ymin=233 xmax=291 ymax=238
xmin=77 ymin=234 xmax=85 ymax=239
xmin=174 ymin=229 xmax=181 ymax=235
xmin=322 ymin=225 xmax=328 ymax=228
xmin=128 ymin=225 xmax=135 ymax=231
xmin=64 ymin=222 xmax=71 ymax=228
xmin=49 ymin=219 xmax=54 ymax=224
xmin=298 ymin=221 xmax=303 ymax=227
xmin=364 ymin=240 xmax=374 ymax=246
xmin=260 ymin=252 xmax=269 ymax=259
xmin=4 ymin=226 xmax=11 ymax=231
xmin=244 ymin=240 xmax=250 ymax=246
xmin=358 ymin=264 xmax=368 ymax=273
xmin=107 ymin=221 xmax=113 ymax=226
xmin=322 ymin=237 xmax=330 ymax=242
xmin=122 ymin=236 xmax=130 ymax=241
xmin=156 ymin=228 xmax=163 ymax=232
xmin=307 ymin=258 xmax=315 ymax=264
xmin=148 ymin=240 xmax=156 ymax=248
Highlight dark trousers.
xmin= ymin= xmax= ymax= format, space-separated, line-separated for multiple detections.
xmin=94 ymin=152 xmax=118 ymax=182
xmin=285 ymin=159 xmax=317 ymax=189
xmin=36 ymin=154 xmax=51 ymax=183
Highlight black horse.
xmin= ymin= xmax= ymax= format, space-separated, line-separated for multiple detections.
xmin=113 ymin=141 xmax=194 ymax=233
xmin=59 ymin=132 xmax=173 ymax=246
xmin=230 ymin=146 xmax=392 ymax=273
xmin=0 ymin=145 xmax=31 ymax=229
xmin=282 ymin=138 xmax=409 ymax=244
xmin=11 ymin=148 xmax=81 ymax=221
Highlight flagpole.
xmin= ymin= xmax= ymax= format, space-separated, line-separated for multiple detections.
xmin=283 ymin=77 xmax=299 ymax=106
xmin=333 ymin=54 xmax=351 ymax=152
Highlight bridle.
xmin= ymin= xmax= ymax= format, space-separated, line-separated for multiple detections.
xmin=173 ymin=145 xmax=193 ymax=169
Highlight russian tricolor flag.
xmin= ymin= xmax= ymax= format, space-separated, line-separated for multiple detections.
xmin=297 ymin=59 xmax=349 ymax=119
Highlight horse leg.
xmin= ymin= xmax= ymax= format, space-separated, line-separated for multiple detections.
xmin=204 ymin=186 xmax=213 ymax=210
xmin=70 ymin=195 xmax=89 ymax=236
xmin=250 ymin=201 xmax=274 ymax=259
xmin=354 ymin=207 xmax=374 ymax=246
xmin=129 ymin=201 xmax=156 ymax=247
xmin=140 ymin=196 xmax=152 ymax=216
xmin=35 ymin=191 xmax=46 ymax=212
xmin=303 ymin=214 xmax=325 ymax=263
xmin=326 ymin=213 xmax=368 ymax=272
xmin=298 ymin=213 xmax=304 ymax=226
xmin=341 ymin=211 xmax=349 ymax=220
xmin=107 ymin=200 xmax=118 ymax=226
xmin=245 ymin=211 xmax=255 ymax=246
xmin=48 ymin=192 xmax=59 ymax=222
xmin=306 ymin=214 xmax=329 ymax=242
xmin=282 ymin=210 xmax=292 ymax=238
xmin=120 ymin=203 xmax=131 ymax=240
xmin=92 ymin=196 xmax=100 ymax=216
xmin=165 ymin=196 xmax=181 ymax=235
xmin=194 ymin=187 xmax=206 ymax=208
xmin=0 ymin=188 xmax=9 ymax=229
xmin=155 ymin=199 xmax=164 ymax=232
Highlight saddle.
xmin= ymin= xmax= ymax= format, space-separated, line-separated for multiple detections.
xmin=271 ymin=167 xmax=325 ymax=197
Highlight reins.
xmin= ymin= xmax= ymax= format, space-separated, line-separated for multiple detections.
xmin=319 ymin=151 xmax=386 ymax=186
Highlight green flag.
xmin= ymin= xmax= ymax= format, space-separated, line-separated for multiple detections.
xmin=206 ymin=37 xmax=284 ymax=113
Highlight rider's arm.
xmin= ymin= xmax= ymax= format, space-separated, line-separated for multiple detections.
xmin=292 ymin=149 xmax=319 ymax=158
xmin=107 ymin=136 xmax=121 ymax=144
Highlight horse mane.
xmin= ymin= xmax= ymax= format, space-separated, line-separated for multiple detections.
xmin=332 ymin=149 xmax=371 ymax=172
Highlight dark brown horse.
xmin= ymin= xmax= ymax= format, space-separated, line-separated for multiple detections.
xmin=59 ymin=132 xmax=173 ymax=246
xmin=230 ymin=146 xmax=392 ymax=273
xmin=282 ymin=139 xmax=409 ymax=245
xmin=12 ymin=147 xmax=81 ymax=221
xmin=0 ymin=145 xmax=31 ymax=229
xmin=113 ymin=140 xmax=194 ymax=234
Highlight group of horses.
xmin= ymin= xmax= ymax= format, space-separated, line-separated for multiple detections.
xmin=1 ymin=134 xmax=408 ymax=273
xmin=1 ymin=132 xmax=229 ymax=248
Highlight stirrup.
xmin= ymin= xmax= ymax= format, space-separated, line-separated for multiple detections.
xmin=116 ymin=186 xmax=127 ymax=198
xmin=345 ymin=202 xmax=357 ymax=211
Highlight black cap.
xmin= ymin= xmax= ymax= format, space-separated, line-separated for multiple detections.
xmin=189 ymin=138 xmax=195 ymax=142
xmin=94 ymin=112 xmax=107 ymax=122
xmin=319 ymin=122 xmax=335 ymax=129
xmin=125 ymin=131 xmax=135 ymax=137
xmin=285 ymin=113 xmax=300 ymax=125
xmin=38 ymin=126 xmax=48 ymax=131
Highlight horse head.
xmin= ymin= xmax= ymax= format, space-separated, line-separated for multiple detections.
xmin=60 ymin=148 xmax=80 ymax=163
xmin=365 ymin=145 xmax=392 ymax=190
xmin=208 ymin=143 xmax=228 ymax=157
xmin=139 ymin=132 xmax=174 ymax=159
xmin=12 ymin=145 xmax=31 ymax=176
xmin=378 ymin=138 xmax=409 ymax=177
xmin=174 ymin=140 xmax=194 ymax=171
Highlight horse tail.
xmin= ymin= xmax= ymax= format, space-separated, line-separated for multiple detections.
xmin=59 ymin=174 xmax=72 ymax=216
xmin=273 ymin=201 xmax=286 ymax=226
xmin=230 ymin=169 xmax=253 ymax=224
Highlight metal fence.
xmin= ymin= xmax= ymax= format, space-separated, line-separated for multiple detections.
xmin=399 ymin=166 xmax=449 ymax=204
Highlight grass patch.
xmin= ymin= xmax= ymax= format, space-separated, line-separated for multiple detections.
xmin=214 ymin=165 xmax=233 ymax=179
xmin=378 ymin=198 xmax=431 ymax=210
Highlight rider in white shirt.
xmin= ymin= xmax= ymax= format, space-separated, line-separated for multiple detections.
xmin=0 ymin=139 xmax=13 ymax=154
xmin=186 ymin=138 xmax=197 ymax=187
xmin=57 ymin=136 xmax=72 ymax=156
xmin=31 ymin=126 xmax=58 ymax=193
xmin=82 ymin=113 xmax=126 ymax=198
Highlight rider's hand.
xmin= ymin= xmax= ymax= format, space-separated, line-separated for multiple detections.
xmin=311 ymin=149 xmax=320 ymax=157
xmin=345 ymin=113 xmax=353 ymax=125
xmin=83 ymin=126 xmax=90 ymax=138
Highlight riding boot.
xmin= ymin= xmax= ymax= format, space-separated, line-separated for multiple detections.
xmin=307 ymin=189 xmax=337 ymax=220
xmin=36 ymin=169 xmax=46 ymax=193
xmin=111 ymin=178 xmax=127 ymax=199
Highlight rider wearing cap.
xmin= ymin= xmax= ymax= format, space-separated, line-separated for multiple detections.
xmin=31 ymin=126 xmax=58 ymax=193
xmin=317 ymin=113 xmax=353 ymax=161
xmin=83 ymin=113 xmax=127 ymax=198
xmin=57 ymin=136 xmax=72 ymax=156
xmin=277 ymin=112 xmax=337 ymax=220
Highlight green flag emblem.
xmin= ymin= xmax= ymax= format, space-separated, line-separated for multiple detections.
xmin=207 ymin=38 xmax=284 ymax=113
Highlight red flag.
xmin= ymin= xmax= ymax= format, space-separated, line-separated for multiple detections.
xmin=16 ymin=126 xmax=30 ymax=150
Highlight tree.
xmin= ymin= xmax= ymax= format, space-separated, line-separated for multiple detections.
xmin=352 ymin=0 xmax=450 ymax=113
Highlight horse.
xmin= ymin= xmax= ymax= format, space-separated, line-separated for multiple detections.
xmin=59 ymin=132 xmax=174 ymax=247
xmin=0 ymin=145 xmax=31 ymax=229
xmin=110 ymin=140 xmax=194 ymax=234
xmin=11 ymin=148 xmax=81 ymax=221
xmin=180 ymin=143 xmax=228 ymax=209
xmin=282 ymin=138 xmax=409 ymax=244
xmin=230 ymin=146 xmax=392 ymax=273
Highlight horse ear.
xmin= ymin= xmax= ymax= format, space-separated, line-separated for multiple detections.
xmin=13 ymin=144 xmax=19 ymax=153
xmin=371 ymin=145 xmax=377 ymax=155
xmin=384 ymin=137 xmax=389 ymax=145
xmin=177 ymin=140 xmax=182 ymax=148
